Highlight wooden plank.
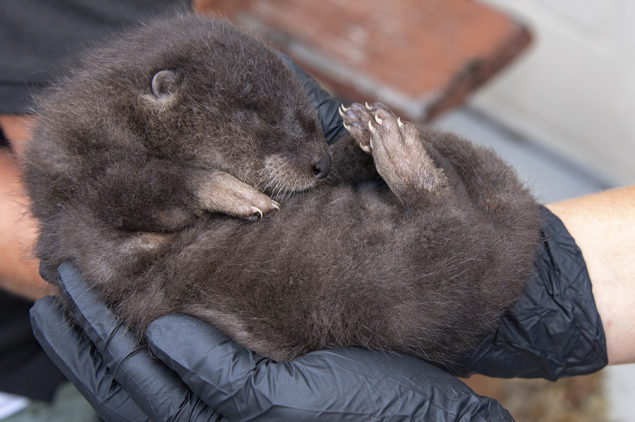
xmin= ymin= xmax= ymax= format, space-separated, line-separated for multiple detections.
xmin=194 ymin=0 xmax=530 ymax=121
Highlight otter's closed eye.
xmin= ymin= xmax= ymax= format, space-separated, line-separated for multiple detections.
xmin=259 ymin=113 xmax=280 ymax=127
xmin=241 ymin=101 xmax=280 ymax=127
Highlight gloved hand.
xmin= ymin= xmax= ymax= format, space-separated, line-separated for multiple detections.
xmin=450 ymin=207 xmax=608 ymax=380
xmin=30 ymin=262 xmax=512 ymax=421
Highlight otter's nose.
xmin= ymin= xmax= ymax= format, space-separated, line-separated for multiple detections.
xmin=313 ymin=151 xmax=331 ymax=180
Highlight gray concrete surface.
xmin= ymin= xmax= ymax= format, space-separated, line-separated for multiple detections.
xmin=435 ymin=106 xmax=614 ymax=204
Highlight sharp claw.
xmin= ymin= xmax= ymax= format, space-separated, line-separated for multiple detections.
xmin=365 ymin=102 xmax=372 ymax=110
xmin=250 ymin=206 xmax=263 ymax=218
xmin=360 ymin=143 xmax=371 ymax=153
xmin=340 ymin=104 xmax=350 ymax=112
xmin=272 ymin=201 xmax=280 ymax=210
xmin=343 ymin=121 xmax=352 ymax=131
xmin=374 ymin=114 xmax=383 ymax=125
xmin=397 ymin=117 xmax=403 ymax=128
xmin=338 ymin=107 xmax=346 ymax=119
xmin=368 ymin=120 xmax=376 ymax=133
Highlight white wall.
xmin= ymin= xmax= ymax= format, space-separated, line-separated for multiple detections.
xmin=470 ymin=0 xmax=635 ymax=185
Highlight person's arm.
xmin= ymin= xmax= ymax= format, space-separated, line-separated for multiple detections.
xmin=0 ymin=115 xmax=54 ymax=300
xmin=547 ymin=185 xmax=635 ymax=365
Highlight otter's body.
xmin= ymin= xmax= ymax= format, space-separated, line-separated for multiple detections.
xmin=23 ymin=15 xmax=540 ymax=367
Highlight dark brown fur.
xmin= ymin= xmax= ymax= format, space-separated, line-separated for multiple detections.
xmin=23 ymin=15 xmax=541 ymax=367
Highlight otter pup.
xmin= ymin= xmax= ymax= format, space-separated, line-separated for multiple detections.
xmin=23 ymin=14 xmax=541 ymax=367
xmin=24 ymin=15 xmax=331 ymax=234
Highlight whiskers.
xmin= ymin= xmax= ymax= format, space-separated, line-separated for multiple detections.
xmin=257 ymin=170 xmax=294 ymax=202
xmin=255 ymin=165 xmax=320 ymax=202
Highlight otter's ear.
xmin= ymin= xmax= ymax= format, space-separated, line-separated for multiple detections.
xmin=151 ymin=69 xmax=181 ymax=99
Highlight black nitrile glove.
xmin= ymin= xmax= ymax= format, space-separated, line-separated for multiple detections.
xmin=145 ymin=315 xmax=512 ymax=421
xmin=450 ymin=207 xmax=608 ymax=380
xmin=31 ymin=262 xmax=222 ymax=422
xmin=30 ymin=262 xmax=512 ymax=421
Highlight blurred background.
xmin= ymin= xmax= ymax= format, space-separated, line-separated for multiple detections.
xmin=193 ymin=0 xmax=633 ymax=420
xmin=1 ymin=0 xmax=632 ymax=420
xmin=460 ymin=0 xmax=635 ymax=190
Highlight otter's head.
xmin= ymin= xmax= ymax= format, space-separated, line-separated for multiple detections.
xmin=89 ymin=15 xmax=331 ymax=201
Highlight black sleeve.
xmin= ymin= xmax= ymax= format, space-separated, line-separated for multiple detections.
xmin=453 ymin=206 xmax=608 ymax=380
xmin=0 ymin=0 xmax=191 ymax=114
xmin=0 ymin=291 xmax=65 ymax=401
xmin=0 ymin=0 xmax=190 ymax=402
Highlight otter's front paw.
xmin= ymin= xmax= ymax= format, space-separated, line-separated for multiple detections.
xmin=195 ymin=171 xmax=279 ymax=219
xmin=340 ymin=103 xmax=448 ymax=201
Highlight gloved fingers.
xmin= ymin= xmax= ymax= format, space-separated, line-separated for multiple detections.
xmin=147 ymin=314 xmax=344 ymax=420
xmin=147 ymin=314 xmax=513 ymax=421
xmin=278 ymin=53 xmax=348 ymax=144
xmin=146 ymin=314 xmax=263 ymax=420
xmin=102 ymin=331 xmax=221 ymax=422
xmin=30 ymin=296 xmax=148 ymax=422
xmin=284 ymin=348 xmax=514 ymax=421
xmin=54 ymin=262 xmax=222 ymax=422
xmin=55 ymin=261 xmax=138 ymax=360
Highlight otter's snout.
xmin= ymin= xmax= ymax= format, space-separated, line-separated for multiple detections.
xmin=313 ymin=152 xmax=331 ymax=180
